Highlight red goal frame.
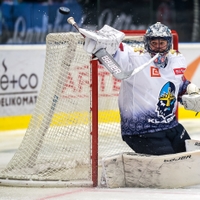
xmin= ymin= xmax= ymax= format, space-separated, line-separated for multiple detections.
xmin=91 ymin=30 xmax=179 ymax=186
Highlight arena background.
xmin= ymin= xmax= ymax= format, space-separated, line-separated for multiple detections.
xmin=0 ymin=0 xmax=200 ymax=130
xmin=0 ymin=0 xmax=199 ymax=44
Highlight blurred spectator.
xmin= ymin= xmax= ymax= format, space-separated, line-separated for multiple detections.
xmin=156 ymin=0 xmax=175 ymax=28
xmin=20 ymin=0 xmax=47 ymax=2
xmin=2 ymin=0 xmax=14 ymax=4
xmin=15 ymin=0 xmax=64 ymax=3
xmin=1 ymin=0 xmax=47 ymax=3
xmin=48 ymin=0 xmax=64 ymax=3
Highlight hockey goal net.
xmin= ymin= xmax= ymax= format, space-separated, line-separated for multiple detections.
xmin=0 ymin=30 xmax=178 ymax=187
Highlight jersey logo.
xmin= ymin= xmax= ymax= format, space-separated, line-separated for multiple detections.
xmin=173 ymin=68 xmax=185 ymax=75
xmin=156 ymin=81 xmax=176 ymax=119
xmin=150 ymin=66 xmax=161 ymax=77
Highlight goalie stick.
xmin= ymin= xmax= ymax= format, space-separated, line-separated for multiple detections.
xmin=60 ymin=7 xmax=159 ymax=80
xmin=94 ymin=48 xmax=159 ymax=78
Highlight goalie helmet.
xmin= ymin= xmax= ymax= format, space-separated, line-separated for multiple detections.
xmin=144 ymin=22 xmax=172 ymax=54
xmin=144 ymin=22 xmax=172 ymax=68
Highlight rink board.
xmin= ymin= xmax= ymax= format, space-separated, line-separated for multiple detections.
xmin=102 ymin=150 xmax=200 ymax=188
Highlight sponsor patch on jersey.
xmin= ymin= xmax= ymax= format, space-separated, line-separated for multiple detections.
xmin=173 ymin=68 xmax=185 ymax=75
xmin=150 ymin=66 xmax=161 ymax=77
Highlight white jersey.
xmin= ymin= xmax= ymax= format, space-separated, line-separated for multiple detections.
xmin=114 ymin=43 xmax=190 ymax=135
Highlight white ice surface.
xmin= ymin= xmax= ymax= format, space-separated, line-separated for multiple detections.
xmin=0 ymin=119 xmax=200 ymax=200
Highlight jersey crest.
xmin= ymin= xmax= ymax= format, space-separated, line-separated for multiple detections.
xmin=156 ymin=81 xmax=176 ymax=119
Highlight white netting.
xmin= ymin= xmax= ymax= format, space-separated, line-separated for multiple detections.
xmin=0 ymin=33 xmax=144 ymax=187
xmin=0 ymin=33 xmax=92 ymax=186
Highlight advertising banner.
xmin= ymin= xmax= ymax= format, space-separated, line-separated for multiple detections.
xmin=0 ymin=45 xmax=45 ymax=116
xmin=0 ymin=43 xmax=199 ymax=130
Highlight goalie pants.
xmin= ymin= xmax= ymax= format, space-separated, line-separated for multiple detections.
xmin=122 ymin=123 xmax=191 ymax=155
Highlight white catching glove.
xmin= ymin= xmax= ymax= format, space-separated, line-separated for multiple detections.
xmin=79 ymin=25 xmax=125 ymax=55
xmin=182 ymin=83 xmax=200 ymax=112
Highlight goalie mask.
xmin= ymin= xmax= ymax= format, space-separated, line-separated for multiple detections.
xmin=144 ymin=22 xmax=172 ymax=68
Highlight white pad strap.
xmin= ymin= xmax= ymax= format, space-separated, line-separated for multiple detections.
xmin=185 ymin=139 xmax=200 ymax=152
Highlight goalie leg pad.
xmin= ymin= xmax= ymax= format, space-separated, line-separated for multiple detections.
xmin=102 ymin=151 xmax=200 ymax=188
xmin=101 ymin=153 xmax=125 ymax=188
